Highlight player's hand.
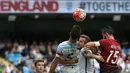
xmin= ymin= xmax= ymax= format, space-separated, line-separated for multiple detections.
xmin=84 ymin=47 xmax=89 ymax=54
xmin=84 ymin=47 xmax=92 ymax=54
xmin=71 ymin=57 xmax=78 ymax=63
xmin=96 ymin=54 xmax=104 ymax=62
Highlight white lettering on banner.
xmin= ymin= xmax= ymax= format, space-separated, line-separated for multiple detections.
xmin=0 ymin=0 xmax=130 ymax=13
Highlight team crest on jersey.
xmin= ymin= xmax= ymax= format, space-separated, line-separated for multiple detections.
xmin=61 ymin=48 xmax=79 ymax=60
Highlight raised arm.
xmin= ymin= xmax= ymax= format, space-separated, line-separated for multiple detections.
xmin=82 ymin=48 xmax=104 ymax=62
xmin=48 ymin=56 xmax=59 ymax=73
xmin=85 ymin=39 xmax=107 ymax=49
xmin=85 ymin=41 xmax=100 ymax=48
xmin=48 ymin=44 xmax=63 ymax=73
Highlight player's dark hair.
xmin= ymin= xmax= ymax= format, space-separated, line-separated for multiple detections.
xmin=69 ymin=25 xmax=81 ymax=40
xmin=80 ymin=34 xmax=91 ymax=43
xmin=34 ymin=59 xmax=44 ymax=67
xmin=101 ymin=26 xmax=114 ymax=35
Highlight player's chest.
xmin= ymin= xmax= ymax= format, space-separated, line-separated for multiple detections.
xmin=62 ymin=47 xmax=79 ymax=53
xmin=62 ymin=48 xmax=79 ymax=57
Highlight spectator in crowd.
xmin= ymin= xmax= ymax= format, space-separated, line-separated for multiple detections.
xmin=34 ymin=59 xmax=46 ymax=73
xmin=5 ymin=42 xmax=12 ymax=59
xmin=2 ymin=63 xmax=15 ymax=73
xmin=21 ymin=44 xmax=29 ymax=58
xmin=39 ymin=41 xmax=46 ymax=55
xmin=124 ymin=51 xmax=130 ymax=73
xmin=25 ymin=55 xmax=33 ymax=72
xmin=17 ymin=56 xmax=25 ymax=72
xmin=12 ymin=41 xmax=18 ymax=52
xmin=35 ymin=49 xmax=43 ymax=59
xmin=31 ymin=41 xmax=38 ymax=49
xmin=118 ymin=50 xmax=126 ymax=73
xmin=30 ymin=49 xmax=35 ymax=60
xmin=22 ymin=64 xmax=30 ymax=73
xmin=17 ymin=42 xmax=24 ymax=53
xmin=6 ymin=42 xmax=12 ymax=52
xmin=125 ymin=60 xmax=130 ymax=73
xmin=52 ymin=40 xmax=58 ymax=53
xmin=43 ymin=57 xmax=49 ymax=66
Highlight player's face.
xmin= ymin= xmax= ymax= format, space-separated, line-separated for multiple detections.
xmin=36 ymin=62 xmax=44 ymax=73
xmin=77 ymin=37 xmax=86 ymax=49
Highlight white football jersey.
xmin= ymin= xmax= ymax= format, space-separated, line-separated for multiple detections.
xmin=78 ymin=48 xmax=94 ymax=73
xmin=56 ymin=41 xmax=80 ymax=65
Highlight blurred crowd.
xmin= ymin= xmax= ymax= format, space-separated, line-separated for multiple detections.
xmin=0 ymin=40 xmax=129 ymax=73
xmin=0 ymin=40 xmax=59 ymax=73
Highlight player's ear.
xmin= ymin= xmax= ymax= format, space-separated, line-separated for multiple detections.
xmin=105 ymin=32 xmax=109 ymax=36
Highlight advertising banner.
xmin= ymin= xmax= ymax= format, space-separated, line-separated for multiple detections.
xmin=0 ymin=0 xmax=129 ymax=13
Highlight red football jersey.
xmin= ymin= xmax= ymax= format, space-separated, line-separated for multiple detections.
xmin=98 ymin=39 xmax=122 ymax=73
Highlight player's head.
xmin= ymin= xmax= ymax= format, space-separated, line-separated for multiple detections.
xmin=69 ymin=25 xmax=82 ymax=40
xmin=77 ymin=34 xmax=91 ymax=49
xmin=35 ymin=60 xmax=45 ymax=73
xmin=101 ymin=26 xmax=114 ymax=39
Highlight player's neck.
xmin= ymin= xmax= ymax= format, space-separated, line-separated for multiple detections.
xmin=36 ymin=71 xmax=44 ymax=73
xmin=68 ymin=37 xmax=77 ymax=44
xmin=107 ymin=36 xmax=115 ymax=40
xmin=36 ymin=72 xmax=44 ymax=73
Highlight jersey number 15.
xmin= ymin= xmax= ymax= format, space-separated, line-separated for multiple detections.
xmin=106 ymin=50 xmax=119 ymax=64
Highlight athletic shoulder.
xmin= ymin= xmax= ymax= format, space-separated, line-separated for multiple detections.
xmin=56 ymin=41 xmax=69 ymax=57
xmin=58 ymin=41 xmax=69 ymax=48
xmin=98 ymin=39 xmax=109 ymax=47
xmin=98 ymin=39 xmax=108 ymax=43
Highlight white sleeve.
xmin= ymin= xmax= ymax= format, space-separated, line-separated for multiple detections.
xmin=94 ymin=41 xmax=100 ymax=47
xmin=56 ymin=46 xmax=63 ymax=58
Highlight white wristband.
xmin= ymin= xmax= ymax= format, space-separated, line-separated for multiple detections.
xmin=94 ymin=41 xmax=100 ymax=47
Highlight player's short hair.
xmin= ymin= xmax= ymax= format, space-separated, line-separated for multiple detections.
xmin=69 ymin=25 xmax=82 ymax=39
xmin=34 ymin=59 xmax=44 ymax=67
xmin=80 ymin=34 xmax=91 ymax=44
xmin=101 ymin=26 xmax=114 ymax=35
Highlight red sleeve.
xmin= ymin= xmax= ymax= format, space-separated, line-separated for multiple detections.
xmin=98 ymin=39 xmax=108 ymax=48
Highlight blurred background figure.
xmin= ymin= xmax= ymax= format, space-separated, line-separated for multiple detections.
xmin=39 ymin=41 xmax=46 ymax=55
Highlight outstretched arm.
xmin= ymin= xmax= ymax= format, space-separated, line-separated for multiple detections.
xmin=48 ymin=56 xmax=59 ymax=73
xmin=85 ymin=39 xmax=107 ymax=49
xmin=83 ymin=48 xmax=104 ymax=62
xmin=48 ymin=44 xmax=64 ymax=73
xmin=85 ymin=41 xmax=100 ymax=48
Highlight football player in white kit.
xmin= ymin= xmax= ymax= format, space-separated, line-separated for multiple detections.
xmin=48 ymin=25 xmax=81 ymax=73
xmin=77 ymin=34 xmax=104 ymax=73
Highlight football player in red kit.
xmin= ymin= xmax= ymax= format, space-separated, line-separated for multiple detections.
xmin=84 ymin=26 xmax=122 ymax=73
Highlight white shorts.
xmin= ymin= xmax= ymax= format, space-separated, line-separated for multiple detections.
xmin=61 ymin=65 xmax=79 ymax=73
